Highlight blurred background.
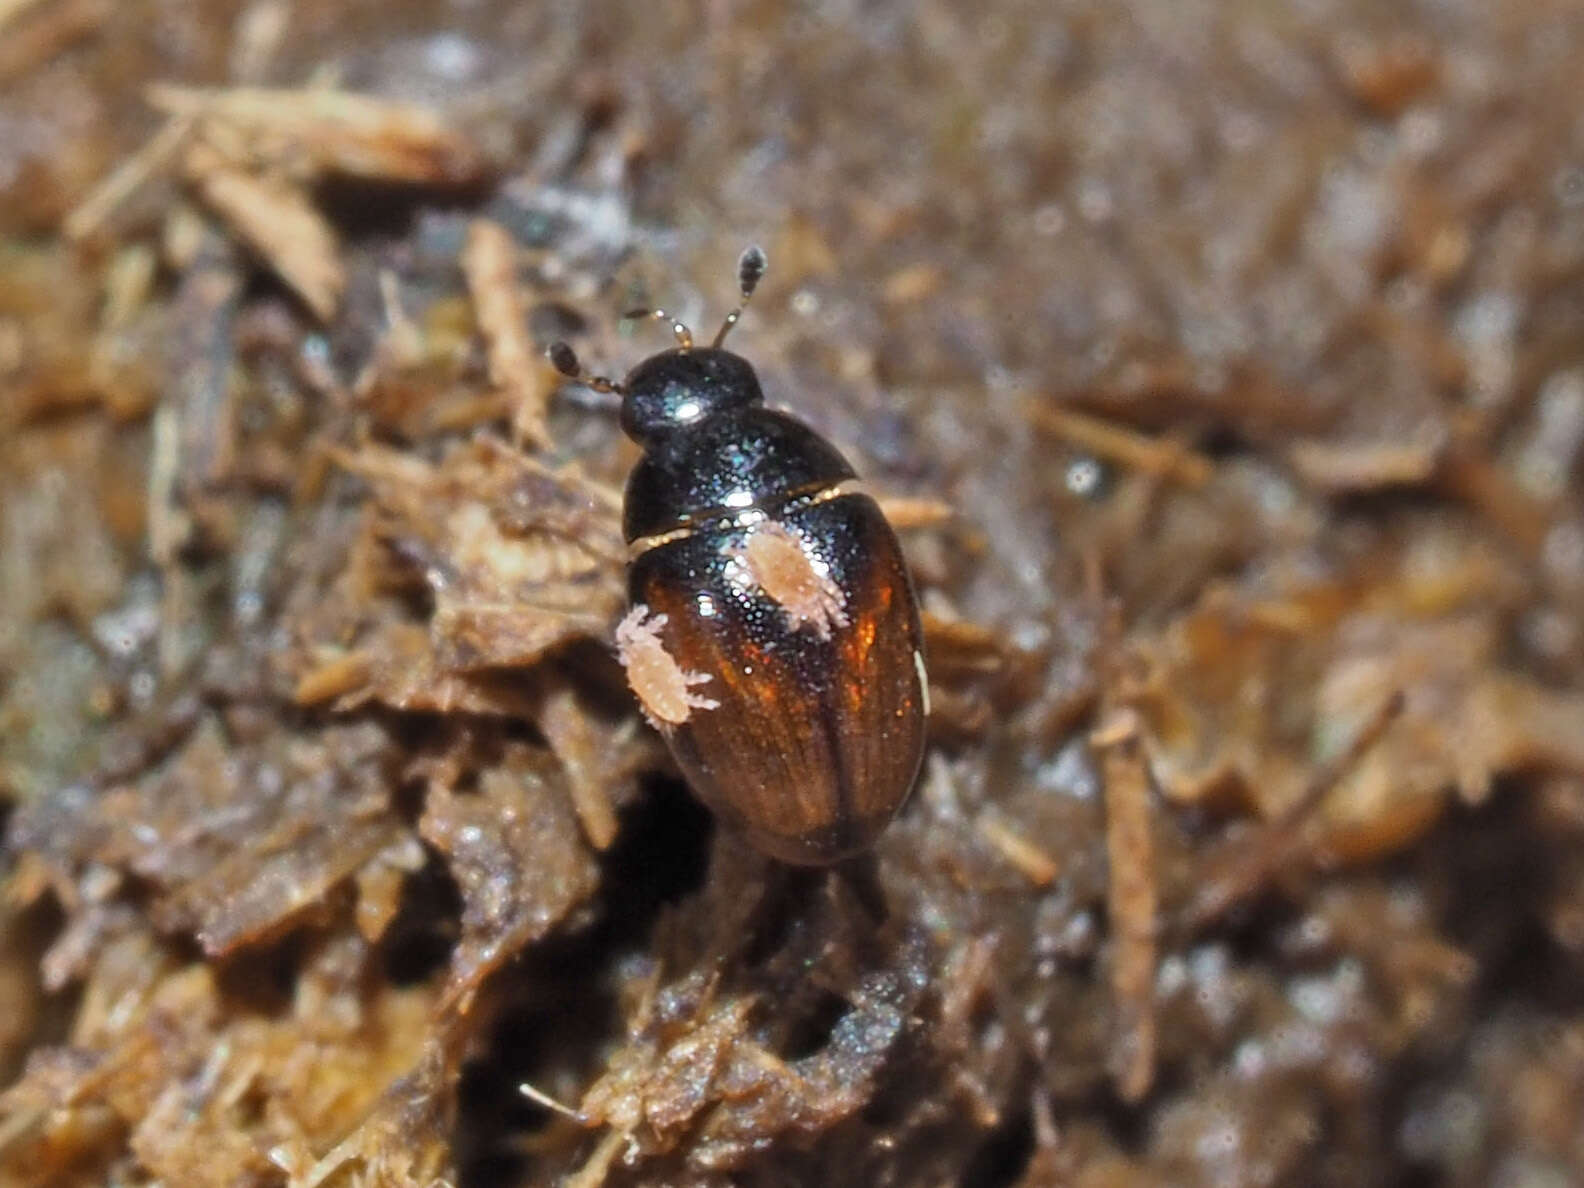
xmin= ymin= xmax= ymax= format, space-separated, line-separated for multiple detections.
xmin=2 ymin=2 xmax=1583 ymax=1185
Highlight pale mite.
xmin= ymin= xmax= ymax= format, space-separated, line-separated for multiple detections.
xmin=738 ymin=520 xmax=849 ymax=640
xmin=614 ymin=607 xmax=719 ymax=728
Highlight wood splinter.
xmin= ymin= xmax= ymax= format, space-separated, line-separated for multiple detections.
xmin=1093 ymin=705 xmax=1158 ymax=1104
xmin=1184 ymin=690 xmax=1407 ymax=930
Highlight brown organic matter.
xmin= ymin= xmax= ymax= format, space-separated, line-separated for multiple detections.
xmin=3 ymin=2 xmax=1584 ymax=1186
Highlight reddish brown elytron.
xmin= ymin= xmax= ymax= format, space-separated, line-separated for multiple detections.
xmin=550 ymin=248 xmax=928 ymax=864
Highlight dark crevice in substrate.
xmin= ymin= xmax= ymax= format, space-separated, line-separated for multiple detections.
xmin=775 ymin=986 xmax=851 ymax=1062
xmin=1370 ymin=783 xmax=1578 ymax=1187
xmin=453 ymin=773 xmax=714 ymax=1185
xmin=593 ymin=772 xmax=716 ymax=948
xmin=313 ymin=177 xmax=495 ymax=244
xmin=960 ymin=1106 xmax=1036 ymax=1188
xmin=378 ymin=852 xmax=464 ymax=986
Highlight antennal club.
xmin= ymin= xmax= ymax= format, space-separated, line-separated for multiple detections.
xmin=713 ymin=244 xmax=768 ymax=348
xmin=546 ymin=341 xmax=624 ymax=394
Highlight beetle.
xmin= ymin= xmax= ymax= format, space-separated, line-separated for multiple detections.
xmin=548 ymin=247 xmax=928 ymax=864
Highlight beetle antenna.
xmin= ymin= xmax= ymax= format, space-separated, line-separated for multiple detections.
xmin=546 ymin=341 xmax=624 ymax=394
xmin=713 ymin=244 xmax=768 ymax=348
xmin=623 ymin=308 xmax=694 ymax=350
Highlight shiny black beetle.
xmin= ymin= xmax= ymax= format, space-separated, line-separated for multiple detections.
xmin=549 ymin=248 xmax=927 ymax=864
